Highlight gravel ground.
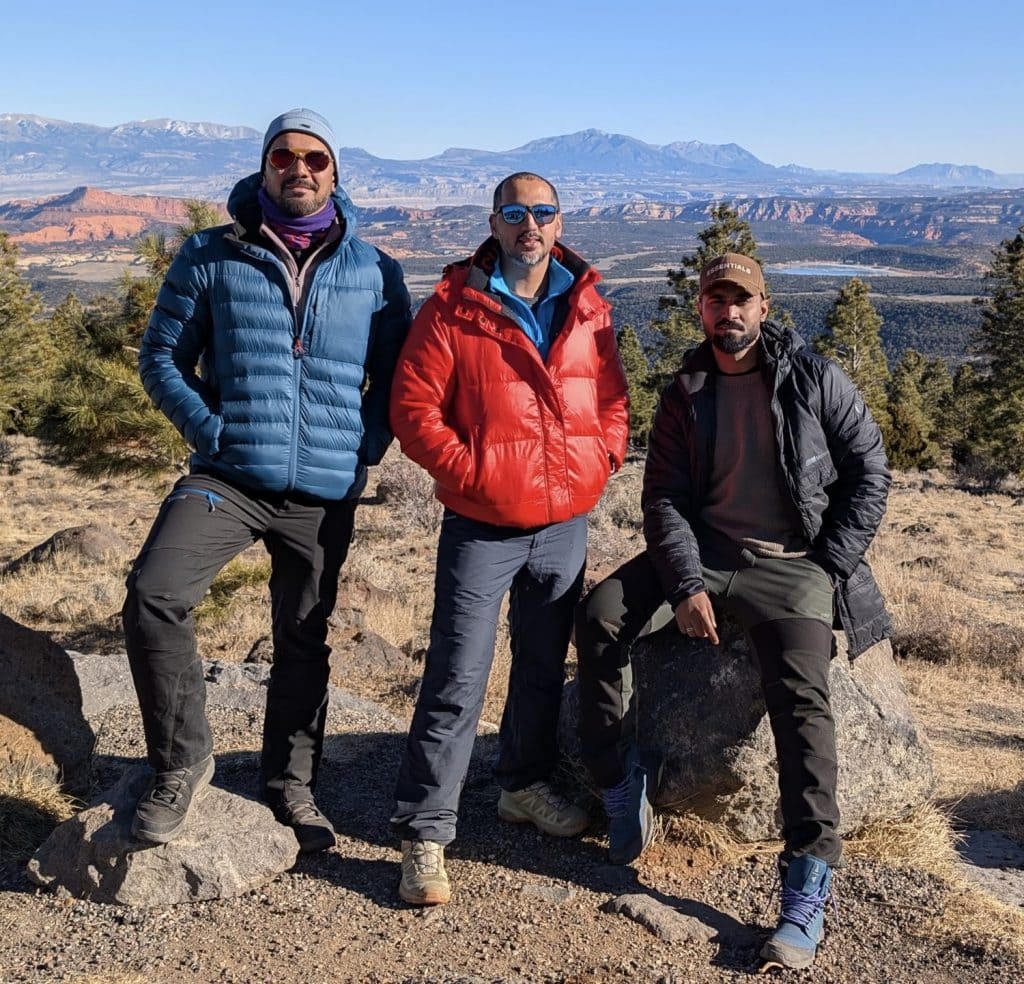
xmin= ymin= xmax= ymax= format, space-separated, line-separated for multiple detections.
xmin=2 ymin=691 xmax=1023 ymax=983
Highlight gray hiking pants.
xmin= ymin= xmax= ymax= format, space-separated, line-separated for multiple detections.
xmin=391 ymin=509 xmax=587 ymax=845
xmin=122 ymin=472 xmax=355 ymax=798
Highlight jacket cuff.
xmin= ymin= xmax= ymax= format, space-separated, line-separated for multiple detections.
xmin=192 ymin=413 xmax=222 ymax=457
xmin=666 ymin=578 xmax=706 ymax=610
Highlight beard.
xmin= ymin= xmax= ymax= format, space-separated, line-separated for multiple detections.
xmin=499 ymin=240 xmax=548 ymax=269
xmin=274 ymin=181 xmax=330 ymax=217
xmin=710 ymin=320 xmax=760 ymax=354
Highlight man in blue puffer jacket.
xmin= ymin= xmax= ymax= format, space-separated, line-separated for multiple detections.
xmin=123 ymin=108 xmax=411 ymax=852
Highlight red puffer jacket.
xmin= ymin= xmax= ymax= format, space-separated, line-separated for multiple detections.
xmin=390 ymin=240 xmax=630 ymax=528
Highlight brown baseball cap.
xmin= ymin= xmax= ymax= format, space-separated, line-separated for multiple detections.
xmin=699 ymin=252 xmax=765 ymax=297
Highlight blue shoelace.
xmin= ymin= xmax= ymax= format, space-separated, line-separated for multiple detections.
xmin=602 ymin=772 xmax=634 ymax=818
xmin=780 ymin=882 xmax=828 ymax=928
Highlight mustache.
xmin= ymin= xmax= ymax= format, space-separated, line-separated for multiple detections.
xmin=284 ymin=178 xmax=316 ymax=190
xmin=715 ymin=319 xmax=745 ymax=331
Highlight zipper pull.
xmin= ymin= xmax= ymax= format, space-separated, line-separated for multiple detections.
xmin=293 ymin=336 xmax=304 ymax=358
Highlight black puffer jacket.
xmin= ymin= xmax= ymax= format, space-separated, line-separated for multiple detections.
xmin=642 ymin=320 xmax=891 ymax=657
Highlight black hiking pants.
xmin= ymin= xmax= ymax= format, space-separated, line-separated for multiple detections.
xmin=122 ymin=472 xmax=355 ymax=799
xmin=575 ymin=544 xmax=841 ymax=865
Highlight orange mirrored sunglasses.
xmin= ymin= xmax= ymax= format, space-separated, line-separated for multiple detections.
xmin=267 ymin=148 xmax=333 ymax=173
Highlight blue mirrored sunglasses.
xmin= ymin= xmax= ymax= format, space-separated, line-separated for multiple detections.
xmin=494 ymin=203 xmax=559 ymax=226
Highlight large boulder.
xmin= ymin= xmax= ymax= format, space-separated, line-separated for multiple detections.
xmin=0 ymin=614 xmax=95 ymax=791
xmin=561 ymin=625 xmax=934 ymax=842
xmin=26 ymin=764 xmax=299 ymax=905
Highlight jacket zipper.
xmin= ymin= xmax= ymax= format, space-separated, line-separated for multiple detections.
xmin=286 ymin=295 xmax=306 ymax=491
xmin=226 ymin=236 xmax=304 ymax=491
xmin=468 ymin=289 xmax=574 ymax=522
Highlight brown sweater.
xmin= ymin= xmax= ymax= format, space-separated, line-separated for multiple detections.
xmin=699 ymin=370 xmax=810 ymax=557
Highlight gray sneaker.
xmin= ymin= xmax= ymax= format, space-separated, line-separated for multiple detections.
xmin=498 ymin=781 xmax=589 ymax=837
xmin=132 ymin=754 xmax=215 ymax=844
xmin=270 ymin=795 xmax=336 ymax=854
xmin=399 ymin=839 xmax=451 ymax=905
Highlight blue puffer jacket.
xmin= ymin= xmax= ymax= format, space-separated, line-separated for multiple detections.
xmin=140 ymin=174 xmax=411 ymax=501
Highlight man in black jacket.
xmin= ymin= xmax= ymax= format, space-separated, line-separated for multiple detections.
xmin=575 ymin=252 xmax=891 ymax=970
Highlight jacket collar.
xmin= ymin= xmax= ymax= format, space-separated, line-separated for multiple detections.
xmin=442 ymin=237 xmax=601 ymax=308
xmin=226 ymin=172 xmax=358 ymax=247
xmin=471 ymin=237 xmax=598 ymax=281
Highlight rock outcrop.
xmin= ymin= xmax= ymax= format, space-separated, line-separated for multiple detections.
xmin=0 ymin=186 xmax=229 ymax=243
xmin=24 ymin=649 xmax=405 ymax=905
xmin=26 ymin=765 xmax=299 ymax=905
xmin=1 ymin=523 xmax=127 ymax=576
xmin=0 ymin=614 xmax=94 ymax=790
xmin=561 ymin=625 xmax=934 ymax=842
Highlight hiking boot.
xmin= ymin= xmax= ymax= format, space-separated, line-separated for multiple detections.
xmin=132 ymin=754 xmax=215 ymax=844
xmin=399 ymin=839 xmax=451 ymax=905
xmin=760 ymin=854 xmax=834 ymax=970
xmin=269 ymin=794 xmax=336 ymax=854
xmin=497 ymin=781 xmax=589 ymax=838
xmin=602 ymin=746 xmax=660 ymax=865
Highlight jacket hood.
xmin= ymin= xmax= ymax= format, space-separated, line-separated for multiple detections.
xmin=226 ymin=173 xmax=358 ymax=243
xmin=759 ymin=318 xmax=804 ymax=360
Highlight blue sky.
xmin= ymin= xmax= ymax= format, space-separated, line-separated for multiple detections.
xmin=4 ymin=0 xmax=1021 ymax=174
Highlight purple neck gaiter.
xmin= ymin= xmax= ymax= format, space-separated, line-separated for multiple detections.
xmin=258 ymin=187 xmax=336 ymax=251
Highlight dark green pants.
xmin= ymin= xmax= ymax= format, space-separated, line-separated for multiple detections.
xmin=575 ymin=545 xmax=840 ymax=864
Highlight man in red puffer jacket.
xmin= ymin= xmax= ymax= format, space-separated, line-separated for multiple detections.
xmin=389 ymin=172 xmax=629 ymax=905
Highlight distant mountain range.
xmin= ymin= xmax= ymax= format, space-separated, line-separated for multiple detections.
xmin=2 ymin=113 xmax=1022 ymax=206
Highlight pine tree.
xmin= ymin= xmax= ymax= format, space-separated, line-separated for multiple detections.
xmin=40 ymin=201 xmax=221 ymax=476
xmin=649 ymin=204 xmax=761 ymax=389
xmin=616 ymin=325 xmax=656 ymax=445
xmin=939 ymin=363 xmax=987 ymax=475
xmin=814 ymin=278 xmax=891 ymax=434
xmin=0 ymin=233 xmax=44 ymax=432
xmin=970 ymin=225 xmax=1024 ymax=478
xmin=886 ymin=349 xmax=949 ymax=469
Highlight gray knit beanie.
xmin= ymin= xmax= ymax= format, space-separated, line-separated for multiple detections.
xmin=261 ymin=108 xmax=338 ymax=184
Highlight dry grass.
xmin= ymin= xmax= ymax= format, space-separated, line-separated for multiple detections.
xmin=0 ymin=759 xmax=80 ymax=862
xmin=372 ymin=448 xmax=443 ymax=532
xmin=876 ymin=553 xmax=1024 ymax=683
xmin=0 ymin=551 xmax=129 ymax=629
xmin=846 ymin=802 xmax=962 ymax=873
xmin=194 ymin=555 xmax=272 ymax=624
xmin=871 ymin=474 xmax=1024 ymax=684
xmin=0 ymin=439 xmax=163 ymax=562
xmin=660 ymin=812 xmax=755 ymax=863
xmin=897 ymin=658 xmax=1024 ymax=843
xmin=1 ymin=438 xmax=1022 ymax=894
xmin=921 ymin=883 xmax=1024 ymax=960
xmin=362 ymin=591 xmax=426 ymax=655
xmin=953 ymin=783 xmax=1024 ymax=847
xmin=844 ymin=789 xmax=1024 ymax=957
xmin=588 ymin=466 xmax=642 ymax=535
